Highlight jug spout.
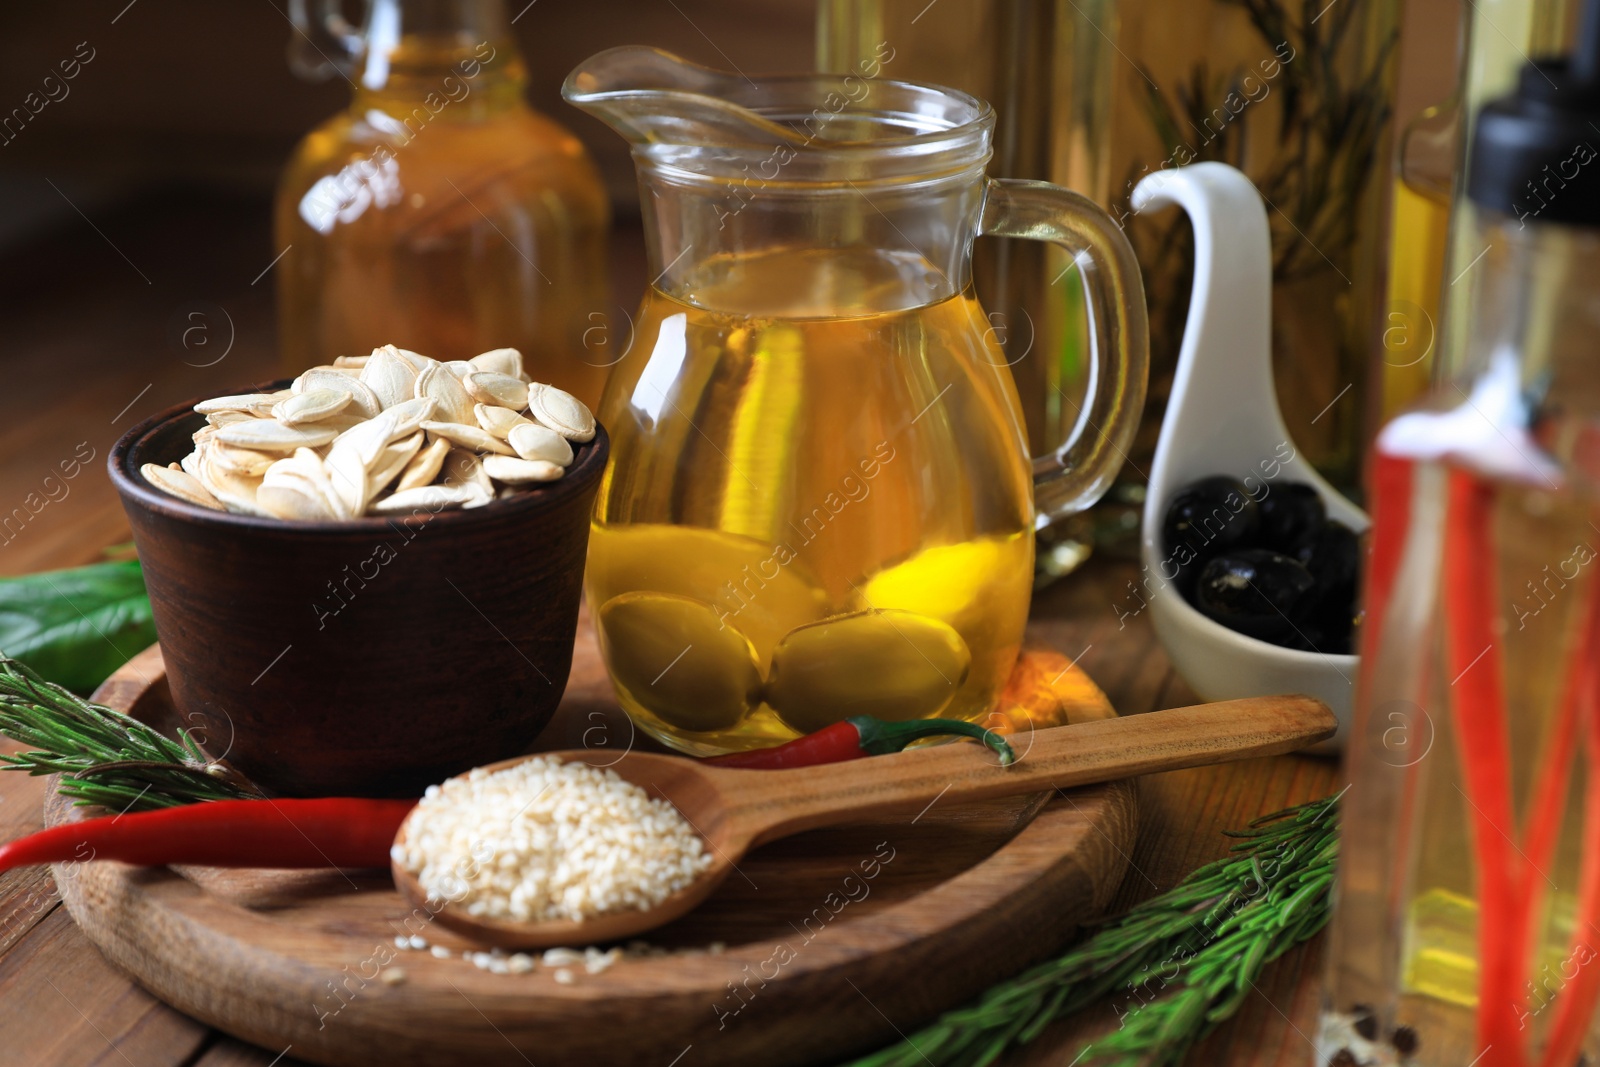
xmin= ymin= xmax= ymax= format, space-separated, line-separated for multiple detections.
xmin=562 ymin=46 xmax=995 ymax=308
xmin=562 ymin=46 xmax=812 ymax=148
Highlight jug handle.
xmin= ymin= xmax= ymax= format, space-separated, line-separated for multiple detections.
xmin=979 ymin=179 xmax=1150 ymax=525
xmin=287 ymin=0 xmax=366 ymax=83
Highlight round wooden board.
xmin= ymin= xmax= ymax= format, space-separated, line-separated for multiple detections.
xmin=48 ymin=618 xmax=1138 ymax=1067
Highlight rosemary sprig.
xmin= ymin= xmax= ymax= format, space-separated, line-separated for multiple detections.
xmin=846 ymin=794 xmax=1339 ymax=1067
xmin=0 ymin=655 xmax=261 ymax=811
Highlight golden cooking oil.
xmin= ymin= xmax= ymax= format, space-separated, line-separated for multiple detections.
xmin=586 ymin=247 xmax=1036 ymax=754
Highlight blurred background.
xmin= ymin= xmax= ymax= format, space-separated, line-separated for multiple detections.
xmin=0 ymin=0 xmax=1459 ymax=577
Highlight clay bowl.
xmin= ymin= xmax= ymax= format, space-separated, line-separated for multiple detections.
xmin=108 ymin=383 xmax=609 ymax=798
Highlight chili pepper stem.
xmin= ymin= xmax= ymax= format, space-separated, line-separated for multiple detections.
xmin=706 ymin=716 xmax=1016 ymax=770
xmin=850 ymin=717 xmax=1016 ymax=765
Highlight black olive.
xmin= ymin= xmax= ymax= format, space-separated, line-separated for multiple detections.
xmin=1295 ymin=521 xmax=1360 ymax=606
xmin=1195 ymin=549 xmax=1316 ymax=646
xmin=1294 ymin=520 xmax=1358 ymax=585
xmin=1255 ymin=483 xmax=1325 ymax=553
xmin=1390 ymin=1025 xmax=1419 ymax=1055
xmin=1162 ymin=476 xmax=1261 ymax=594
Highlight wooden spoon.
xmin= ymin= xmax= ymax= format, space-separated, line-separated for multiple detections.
xmin=392 ymin=694 xmax=1334 ymax=948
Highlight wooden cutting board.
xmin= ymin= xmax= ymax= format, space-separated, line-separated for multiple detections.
xmin=46 ymin=621 xmax=1137 ymax=1067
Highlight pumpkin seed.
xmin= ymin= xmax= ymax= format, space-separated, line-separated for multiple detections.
xmin=262 ymin=449 xmax=348 ymax=521
xmin=385 ymin=396 xmax=438 ymax=439
xmin=196 ymin=450 xmax=267 ymax=516
xmin=443 ymin=360 xmax=475 ymax=380
xmin=215 ymin=419 xmax=340 ymax=451
xmin=370 ymin=482 xmax=492 ymax=514
xmin=415 ymin=363 xmax=475 ymax=425
xmin=379 ymin=345 xmax=436 ymax=372
xmin=527 ymin=384 xmax=596 ymax=442
xmin=258 ymin=479 xmax=340 ymax=522
xmin=469 ymin=347 xmax=523 ymax=378
xmin=194 ymin=392 xmax=283 ymax=416
xmin=396 ymin=436 xmax=451 ymax=492
xmin=508 ymin=423 xmax=573 ymax=466
xmin=483 ymin=455 xmax=564 ymax=485
xmin=272 ymin=388 xmax=353 ymax=426
xmin=296 ymin=368 xmax=382 ymax=419
xmin=141 ymin=463 xmax=224 ymax=511
xmin=373 ymin=431 xmax=425 ymax=492
xmin=361 ymin=348 xmax=419 ymax=409
xmin=420 ymin=420 xmax=516 ymax=456
xmin=463 ymin=371 xmax=529 ymax=410
xmin=475 ymin=404 xmax=531 ymax=441
xmin=209 ymin=443 xmax=277 ymax=477
xmin=332 ymin=354 xmax=370 ymax=369
xmin=322 ymin=443 xmax=370 ymax=518
xmin=442 ymin=449 xmax=495 ymax=497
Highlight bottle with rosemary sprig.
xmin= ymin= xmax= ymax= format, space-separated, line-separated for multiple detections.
xmin=1114 ymin=0 xmax=1401 ymax=495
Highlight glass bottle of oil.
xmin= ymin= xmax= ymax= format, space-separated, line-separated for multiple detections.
xmin=275 ymin=0 xmax=610 ymax=407
xmin=1318 ymin=24 xmax=1600 ymax=1064
xmin=564 ymin=47 xmax=1149 ymax=755
xmin=1378 ymin=100 xmax=1460 ymax=420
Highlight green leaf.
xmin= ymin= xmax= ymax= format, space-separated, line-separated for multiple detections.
xmin=0 ymin=559 xmax=155 ymax=694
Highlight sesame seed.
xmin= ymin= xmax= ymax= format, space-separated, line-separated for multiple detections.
xmin=380 ymin=967 xmax=407 ymax=985
xmin=398 ymin=756 xmax=712 ymax=924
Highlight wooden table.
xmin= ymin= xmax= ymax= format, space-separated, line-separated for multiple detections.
xmin=0 ymin=193 xmax=1340 ymax=1066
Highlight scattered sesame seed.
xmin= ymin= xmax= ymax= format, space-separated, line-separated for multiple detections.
xmin=553 ymin=968 xmax=575 ymax=984
xmin=508 ymin=954 xmax=535 ymax=974
xmin=430 ymin=945 xmax=451 ymax=959
xmin=392 ymin=935 xmax=407 ymax=950
xmin=380 ymin=967 xmax=407 ymax=986
xmin=585 ymin=948 xmax=622 ymax=974
xmin=408 ymin=935 xmax=428 ymax=950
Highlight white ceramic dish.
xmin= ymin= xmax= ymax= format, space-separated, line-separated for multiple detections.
xmin=1130 ymin=162 xmax=1368 ymax=751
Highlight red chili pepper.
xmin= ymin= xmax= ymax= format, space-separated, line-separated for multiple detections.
xmin=705 ymin=715 xmax=1015 ymax=770
xmin=0 ymin=797 xmax=415 ymax=874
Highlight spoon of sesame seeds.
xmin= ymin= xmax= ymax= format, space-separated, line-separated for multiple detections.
xmin=390 ymin=694 xmax=1335 ymax=948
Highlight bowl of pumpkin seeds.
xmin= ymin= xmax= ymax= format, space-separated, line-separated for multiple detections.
xmin=139 ymin=345 xmax=594 ymax=520
xmin=108 ymin=346 xmax=609 ymax=797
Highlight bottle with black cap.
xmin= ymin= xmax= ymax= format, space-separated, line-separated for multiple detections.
xmin=1316 ymin=5 xmax=1600 ymax=1066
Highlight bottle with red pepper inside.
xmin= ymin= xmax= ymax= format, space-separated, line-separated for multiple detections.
xmin=1321 ymin=14 xmax=1600 ymax=1063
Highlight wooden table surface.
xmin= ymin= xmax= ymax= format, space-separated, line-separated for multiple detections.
xmin=0 ymin=193 xmax=1340 ymax=1066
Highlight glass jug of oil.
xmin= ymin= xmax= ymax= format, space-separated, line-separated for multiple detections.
xmin=276 ymin=0 xmax=610 ymax=407
xmin=565 ymin=47 xmax=1148 ymax=754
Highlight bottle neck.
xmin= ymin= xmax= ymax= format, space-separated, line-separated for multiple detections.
xmin=1388 ymin=210 xmax=1600 ymax=488
xmin=351 ymin=0 xmax=526 ymax=118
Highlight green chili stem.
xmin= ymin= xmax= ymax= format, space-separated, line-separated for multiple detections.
xmin=849 ymin=716 xmax=1016 ymax=765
